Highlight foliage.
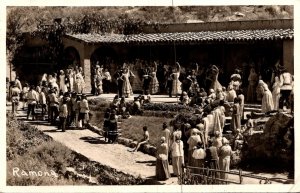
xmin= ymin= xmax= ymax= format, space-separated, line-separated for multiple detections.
xmin=143 ymin=103 xmax=194 ymax=112
xmin=170 ymin=113 xmax=202 ymax=129
xmin=6 ymin=116 xmax=51 ymax=160
xmin=6 ymin=113 xmax=145 ymax=185
xmin=69 ymin=157 xmax=144 ymax=185
xmin=88 ymin=98 xmax=111 ymax=110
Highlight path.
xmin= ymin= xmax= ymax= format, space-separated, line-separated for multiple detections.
xmin=15 ymin=110 xmax=177 ymax=185
xmin=8 ymin=94 xmax=290 ymax=185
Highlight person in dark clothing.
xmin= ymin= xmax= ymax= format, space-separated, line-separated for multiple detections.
xmin=108 ymin=110 xmax=118 ymax=143
xmin=166 ymin=67 xmax=173 ymax=97
xmin=114 ymin=69 xmax=124 ymax=98
xmin=103 ymin=108 xmax=111 ymax=142
xmin=205 ymin=140 xmax=220 ymax=183
xmin=142 ymin=66 xmax=151 ymax=95
xmin=157 ymin=63 xmax=166 ymax=94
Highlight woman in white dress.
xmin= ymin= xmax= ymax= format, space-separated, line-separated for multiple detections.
xmin=149 ymin=62 xmax=159 ymax=94
xmin=122 ymin=67 xmax=134 ymax=98
xmin=171 ymin=62 xmax=182 ymax=96
xmin=272 ymin=76 xmax=281 ymax=110
xmin=59 ymin=70 xmax=67 ymax=93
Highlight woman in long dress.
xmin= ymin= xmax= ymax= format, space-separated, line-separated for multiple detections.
xmin=171 ymin=62 xmax=182 ymax=96
xmin=272 ymin=76 xmax=281 ymax=110
xmin=122 ymin=67 xmax=134 ymax=98
xmin=149 ymin=62 xmax=159 ymax=94
xmin=171 ymin=133 xmax=184 ymax=177
xmin=230 ymin=97 xmax=241 ymax=133
xmin=156 ymin=137 xmax=171 ymax=181
xmin=247 ymin=68 xmax=258 ymax=102
xmin=218 ymin=137 xmax=233 ymax=182
xmin=262 ymin=84 xmax=274 ymax=113
xmin=131 ymin=61 xmax=143 ymax=92
xmin=59 ymin=70 xmax=67 ymax=93
xmin=74 ymin=70 xmax=84 ymax=94
xmin=187 ymin=130 xmax=201 ymax=166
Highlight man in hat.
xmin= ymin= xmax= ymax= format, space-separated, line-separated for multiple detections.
xmin=9 ymin=81 xmax=21 ymax=115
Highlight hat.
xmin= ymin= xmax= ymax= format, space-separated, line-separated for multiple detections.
xmin=222 ymin=137 xmax=229 ymax=144
xmin=196 ymin=123 xmax=204 ymax=130
xmin=160 ymin=137 xmax=166 ymax=143
xmin=209 ymin=89 xmax=215 ymax=93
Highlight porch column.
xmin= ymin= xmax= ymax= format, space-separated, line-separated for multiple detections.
xmin=283 ymin=39 xmax=294 ymax=74
xmin=83 ymin=58 xmax=91 ymax=93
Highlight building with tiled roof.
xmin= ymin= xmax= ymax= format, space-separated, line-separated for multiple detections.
xmin=15 ymin=19 xmax=293 ymax=93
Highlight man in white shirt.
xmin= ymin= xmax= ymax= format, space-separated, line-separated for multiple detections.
xmin=27 ymin=85 xmax=39 ymax=120
xmin=279 ymin=68 xmax=293 ymax=110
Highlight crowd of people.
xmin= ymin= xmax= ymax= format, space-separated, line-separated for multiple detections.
xmin=7 ymin=66 xmax=90 ymax=132
xmin=7 ymin=59 xmax=294 ymax=183
xmin=150 ymin=121 xmax=235 ymax=182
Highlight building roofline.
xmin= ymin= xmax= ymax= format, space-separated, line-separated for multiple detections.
xmin=141 ymin=19 xmax=293 ymax=33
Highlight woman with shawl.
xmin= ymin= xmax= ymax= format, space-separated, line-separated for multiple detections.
xmin=218 ymin=137 xmax=233 ymax=182
xmin=262 ymin=84 xmax=274 ymax=113
xmin=156 ymin=137 xmax=171 ymax=181
xmin=247 ymin=68 xmax=258 ymax=102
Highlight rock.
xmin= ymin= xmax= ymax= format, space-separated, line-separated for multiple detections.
xmin=142 ymin=144 xmax=151 ymax=154
xmin=129 ymin=141 xmax=138 ymax=148
xmin=243 ymin=113 xmax=293 ymax=168
xmin=148 ymin=146 xmax=157 ymax=156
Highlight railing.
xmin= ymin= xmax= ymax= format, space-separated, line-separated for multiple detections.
xmin=180 ymin=166 xmax=291 ymax=185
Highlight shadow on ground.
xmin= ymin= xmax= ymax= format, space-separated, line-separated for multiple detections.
xmin=80 ymin=136 xmax=107 ymax=144
xmin=136 ymin=160 xmax=156 ymax=166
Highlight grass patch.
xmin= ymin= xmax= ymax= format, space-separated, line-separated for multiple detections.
xmin=120 ymin=116 xmax=173 ymax=146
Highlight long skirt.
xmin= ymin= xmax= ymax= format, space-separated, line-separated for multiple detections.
xmin=188 ymin=149 xmax=194 ymax=166
xmin=247 ymin=84 xmax=256 ymax=102
xmin=172 ymin=156 xmax=184 ymax=176
xmin=172 ymin=80 xmax=182 ymax=95
xmin=156 ymin=159 xmax=171 ymax=181
xmin=219 ymin=157 xmax=230 ymax=180
xmin=150 ymin=77 xmax=159 ymax=94
xmin=123 ymin=80 xmax=133 ymax=97
xmin=192 ymin=159 xmax=205 ymax=175
xmin=230 ymin=114 xmax=241 ymax=132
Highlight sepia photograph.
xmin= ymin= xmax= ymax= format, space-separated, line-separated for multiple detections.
xmin=4 ymin=4 xmax=296 ymax=190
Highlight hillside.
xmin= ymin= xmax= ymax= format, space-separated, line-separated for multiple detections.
xmin=7 ymin=5 xmax=293 ymax=33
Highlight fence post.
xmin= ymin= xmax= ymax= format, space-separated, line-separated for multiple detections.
xmin=239 ymin=169 xmax=243 ymax=184
xmin=206 ymin=167 xmax=209 ymax=184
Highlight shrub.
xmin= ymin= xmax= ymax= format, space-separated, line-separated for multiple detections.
xmin=88 ymin=98 xmax=110 ymax=111
xmin=143 ymin=103 xmax=194 ymax=112
xmin=32 ymin=142 xmax=75 ymax=173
